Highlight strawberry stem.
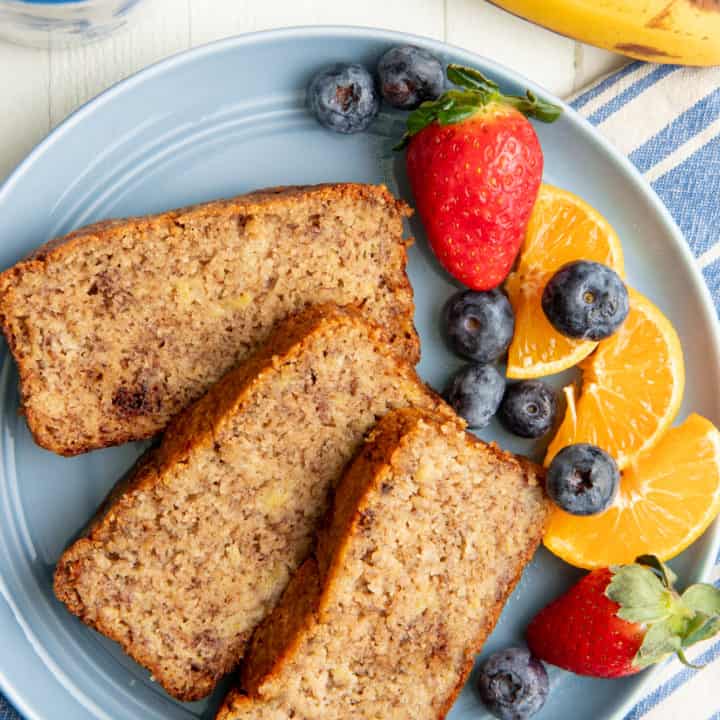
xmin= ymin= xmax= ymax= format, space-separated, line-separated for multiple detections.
xmin=502 ymin=91 xmax=564 ymax=124
xmin=677 ymin=649 xmax=704 ymax=669
xmin=395 ymin=63 xmax=562 ymax=149
xmin=447 ymin=64 xmax=562 ymax=124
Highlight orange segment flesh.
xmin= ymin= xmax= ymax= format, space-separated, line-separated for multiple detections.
xmin=545 ymin=288 xmax=685 ymax=470
xmin=506 ymin=184 xmax=624 ymax=379
xmin=544 ymin=414 xmax=720 ymax=569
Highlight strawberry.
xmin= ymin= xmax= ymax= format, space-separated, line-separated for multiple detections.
xmin=400 ymin=65 xmax=561 ymax=290
xmin=526 ymin=555 xmax=720 ymax=678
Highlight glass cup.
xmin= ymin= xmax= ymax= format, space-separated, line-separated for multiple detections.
xmin=0 ymin=0 xmax=146 ymax=49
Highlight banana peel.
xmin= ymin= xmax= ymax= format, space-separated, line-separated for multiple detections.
xmin=488 ymin=0 xmax=720 ymax=66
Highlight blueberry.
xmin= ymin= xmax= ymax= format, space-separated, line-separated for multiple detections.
xmin=547 ymin=443 xmax=620 ymax=516
xmin=377 ymin=45 xmax=445 ymax=110
xmin=444 ymin=363 xmax=505 ymax=428
xmin=443 ymin=289 xmax=515 ymax=363
xmin=499 ymin=381 xmax=557 ymax=439
xmin=307 ymin=63 xmax=379 ymax=134
xmin=542 ymin=260 xmax=629 ymax=341
xmin=478 ymin=647 xmax=549 ymax=720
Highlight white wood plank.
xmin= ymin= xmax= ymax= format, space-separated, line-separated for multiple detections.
xmin=446 ymin=0 xmax=576 ymax=97
xmin=0 ymin=44 xmax=50 ymax=183
xmin=190 ymin=0 xmax=445 ymax=45
xmin=49 ymin=0 xmax=190 ymax=127
xmin=574 ymin=43 xmax=628 ymax=93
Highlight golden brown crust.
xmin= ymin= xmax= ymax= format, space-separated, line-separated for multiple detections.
xmin=54 ymin=306 xmax=445 ymax=701
xmin=436 ymin=508 xmax=544 ymax=719
xmin=223 ymin=409 xmax=548 ymax=719
xmin=437 ymin=429 xmax=547 ymax=719
xmin=240 ymin=411 xmax=423 ymax=697
xmin=216 ymin=692 xmax=253 ymax=720
xmin=0 ymin=184 xmax=411 ymax=281
xmin=53 ymin=305 xmax=384 ymax=699
xmin=57 ymin=304 xmax=377 ymax=544
xmin=314 ymin=409 xmax=432 ymax=594
xmin=239 ymin=558 xmax=323 ymax=697
xmin=153 ymin=303 xmax=385 ymax=474
xmin=0 ymin=183 xmax=418 ymax=456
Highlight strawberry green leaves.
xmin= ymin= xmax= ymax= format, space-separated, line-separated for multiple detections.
xmin=447 ymin=64 xmax=563 ymax=123
xmin=446 ymin=64 xmax=500 ymax=93
xmin=682 ymin=583 xmax=720 ymax=615
xmin=681 ymin=584 xmax=720 ymax=649
xmin=396 ymin=63 xmax=562 ymax=149
xmin=606 ymin=564 xmax=678 ymax=625
xmin=403 ymin=90 xmax=481 ymax=140
xmin=503 ymin=90 xmax=563 ymax=124
xmin=634 ymin=621 xmax=684 ymax=669
xmin=682 ymin=614 xmax=720 ymax=649
xmin=607 ymin=555 xmax=720 ymax=670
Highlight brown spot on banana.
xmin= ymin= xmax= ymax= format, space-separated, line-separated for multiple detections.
xmin=614 ymin=43 xmax=680 ymax=59
xmin=688 ymin=0 xmax=720 ymax=10
xmin=647 ymin=0 xmax=678 ymax=29
xmin=647 ymin=0 xmax=719 ymax=31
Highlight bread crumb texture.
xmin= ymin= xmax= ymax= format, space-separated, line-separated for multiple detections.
xmin=53 ymin=307 xmax=446 ymax=701
xmin=220 ymin=408 xmax=549 ymax=720
xmin=0 ymin=184 xmax=417 ymax=455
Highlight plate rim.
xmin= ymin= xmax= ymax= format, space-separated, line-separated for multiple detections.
xmin=0 ymin=24 xmax=719 ymax=720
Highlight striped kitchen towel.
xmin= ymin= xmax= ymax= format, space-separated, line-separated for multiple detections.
xmin=1 ymin=60 xmax=720 ymax=720
xmin=0 ymin=697 xmax=14 ymax=720
xmin=0 ymin=695 xmax=16 ymax=720
xmin=572 ymin=62 xmax=720 ymax=720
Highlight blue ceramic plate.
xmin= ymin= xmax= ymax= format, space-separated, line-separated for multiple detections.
xmin=0 ymin=26 xmax=718 ymax=720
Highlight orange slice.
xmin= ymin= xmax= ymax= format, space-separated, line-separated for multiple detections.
xmin=505 ymin=184 xmax=625 ymax=379
xmin=544 ymin=414 xmax=720 ymax=569
xmin=545 ymin=288 xmax=685 ymax=470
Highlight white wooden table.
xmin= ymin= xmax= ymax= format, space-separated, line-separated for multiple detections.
xmin=0 ymin=0 xmax=627 ymax=184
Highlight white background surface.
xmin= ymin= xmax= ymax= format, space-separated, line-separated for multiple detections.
xmin=0 ymin=0 xmax=627 ymax=184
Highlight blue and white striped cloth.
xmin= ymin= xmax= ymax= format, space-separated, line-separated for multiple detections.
xmin=570 ymin=61 xmax=720 ymax=720
xmin=1 ymin=60 xmax=719 ymax=720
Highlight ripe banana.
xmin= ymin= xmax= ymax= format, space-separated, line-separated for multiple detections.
xmin=488 ymin=0 xmax=720 ymax=66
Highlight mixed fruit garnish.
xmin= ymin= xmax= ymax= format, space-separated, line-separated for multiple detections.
xmin=527 ymin=556 xmax=720 ymax=678
xmin=545 ymin=288 xmax=685 ymax=471
xmin=306 ymin=46 xmax=720 ymax=719
xmin=545 ymin=414 xmax=720 ymax=570
xmin=505 ymin=184 xmax=626 ymax=378
xmin=477 ymin=555 xmax=720 ymax=719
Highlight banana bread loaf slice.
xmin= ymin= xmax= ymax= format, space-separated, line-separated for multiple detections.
xmin=219 ymin=408 xmax=549 ymax=720
xmin=54 ymin=305 xmax=449 ymax=702
xmin=0 ymin=183 xmax=417 ymax=455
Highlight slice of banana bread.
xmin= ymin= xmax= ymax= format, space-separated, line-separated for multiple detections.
xmin=0 ymin=183 xmax=417 ymax=455
xmin=54 ymin=306 xmax=449 ymax=702
xmin=219 ymin=408 xmax=549 ymax=720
